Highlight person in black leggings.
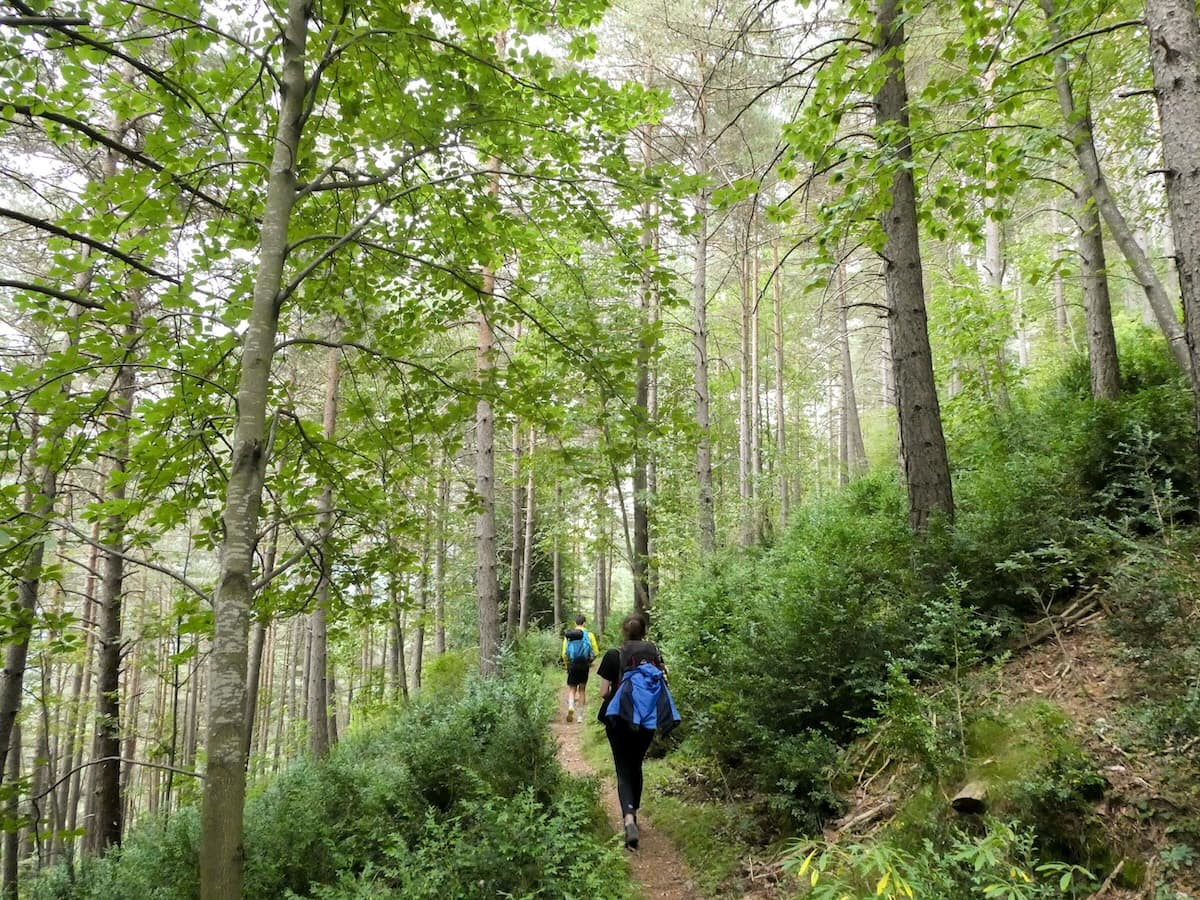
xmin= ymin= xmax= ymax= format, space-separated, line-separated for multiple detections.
xmin=596 ymin=613 xmax=663 ymax=850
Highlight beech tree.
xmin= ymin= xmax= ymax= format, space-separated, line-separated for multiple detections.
xmin=1144 ymin=0 xmax=1200 ymax=463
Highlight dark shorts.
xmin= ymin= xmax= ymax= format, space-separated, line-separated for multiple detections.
xmin=566 ymin=661 xmax=591 ymax=687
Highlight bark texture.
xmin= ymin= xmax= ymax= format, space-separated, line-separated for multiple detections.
xmin=199 ymin=2 xmax=310 ymax=895
xmin=1075 ymin=187 xmax=1122 ymax=400
xmin=1145 ymin=0 xmax=1200 ymax=459
xmin=475 ymin=150 xmax=502 ymax=678
xmin=875 ymin=0 xmax=954 ymax=531
xmin=692 ymin=56 xmax=715 ymax=554
xmin=309 ymin=341 xmax=341 ymax=758
xmin=1041 ymin=0 xmax=1191 ymax=376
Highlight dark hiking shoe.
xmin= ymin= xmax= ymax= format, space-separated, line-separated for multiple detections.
xmin=624 ymin=821 xmax=639 ymax=850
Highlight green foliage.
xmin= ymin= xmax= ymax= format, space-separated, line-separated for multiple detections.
xmin=658 ymin=329 xmax=1196 ymax=839
xmin=658 ymin=474 xmax=937 ymax=830
xmin=27 ymin=665 xmax=628 ymax=900
xmin=1105 ymin=543 xmax=1200 ymax=749
xmin=420 ymin=649 xmax=474 ymax=701
xmin=784 ymin=819 xmax=1094 ymax=899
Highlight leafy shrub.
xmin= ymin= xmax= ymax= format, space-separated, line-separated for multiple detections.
xmin=658 ymin=474 xmax=937 ymax=830
xmin=784 ymin=818 xmax=1094 ymax=899
xmin=27 ymin=661 xmax=626 ymax=900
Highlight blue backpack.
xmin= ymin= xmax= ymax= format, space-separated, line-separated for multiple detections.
xmin=605 ymin=643 xmax=681 ymax=736
xmin=565 ymin=629 xmax=594 ymax=663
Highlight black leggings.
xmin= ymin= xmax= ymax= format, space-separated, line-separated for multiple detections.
xmin=605 ymin=722 xmax=655 ymax=817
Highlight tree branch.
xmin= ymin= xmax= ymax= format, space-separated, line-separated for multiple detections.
xmin=0 ymin=15 xmax=88 ymax=25
xmin=42 ymin=515 xmax=212 ymax=603
xmin=0 ymin=206 xmax=181 ymax=284
xmin=1011 ymin=19 xmax=1144 ymax=68
xmin=0 ymin=278 xmax=104 ymax=310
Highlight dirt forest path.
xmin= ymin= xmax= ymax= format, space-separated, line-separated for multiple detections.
xmin=552 ymin=716 xmax=698 ymax=899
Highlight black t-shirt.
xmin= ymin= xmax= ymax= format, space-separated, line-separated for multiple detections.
xmin=596 ymin=648 xmax=620 ymax=723
xmin=596 ymin=642 xmax=664 ymax=724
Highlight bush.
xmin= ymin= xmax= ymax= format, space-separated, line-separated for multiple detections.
xmin=27 ymin=661 xmax=627 ymax=900
xmin=657 ymin=474 xmax=937 ymax=830
xmin=656 ymin=331 xmax=1196 ymax=834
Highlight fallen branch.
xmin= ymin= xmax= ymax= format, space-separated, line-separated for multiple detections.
xmin=1012 ymin=595 xmax=1102 ymax=651
xmin=1087 ymin=858 xmax=1124 ymax=898
xmin=834 ymin=800 xmax=894 ymax=834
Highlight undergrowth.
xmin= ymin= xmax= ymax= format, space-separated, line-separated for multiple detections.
xmin=650 ymin=333 xmax=1199 ymax=894
xmin=28 ymin=644 xmax=630 ymax=900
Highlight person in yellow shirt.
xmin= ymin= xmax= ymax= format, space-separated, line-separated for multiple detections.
xmin=560 ymin=615 xmax=599 ymax=722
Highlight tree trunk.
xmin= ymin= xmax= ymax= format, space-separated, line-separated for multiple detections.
xmin=693 ymin=54 xmax=715 ymax=554
xmin=1076 ymin=186 xmax=1122 ymax=400
xmin=1041 ymin=0 xmax=1191 ymax=376
xmin=59 ymin=565 xmax=93 ymax=861
xmin=552 ymin=483 xmax=563 ymax=629
xmin=390 ymin=585 xmax=409 ymax=702
xmin=633 ymin=120 xmax=655 ymax=612
xmin=119 ymin=608 xmax=143 ymax=835
xmin=836 ymin=263 xmax=868 ymax=478
xmin=507 ymin=417 xmax=524 ymax=642
xmin=2 ymin=724 xmax=20 ymax=900
xmin=475 ymin=144 xmax=503 ymax=678
xmin=434 ymin=472 xmax=449 ymax=656
xmin=413 ymin=536 xmax=428 ymax=691
xmin=773 ymin=239 xmax=789 ymax=526
xmin=91 ymin=310 xmax=137 ymax=855
xmin=738 ymin=232 xmax=753 ymax=545
xmin=1144 ymin=0 xmax=1200 ymax=464
xmin=34 ymin=661 xmax=55 ymax=868
xmin=750 ymin=231 xmax=764 ymax=541
xmin=309 ymin=340 xmax=341 ymax=759
xmin=243 ymin=521 xmax=277 ymax=764
xmin=519 ymin=429 xmax=536 ymax=634
xmin=199 ymin=1 xmax=311 ymax=894
xmin=875 ymin=0 xmax=955 ymax=531
xmin=0 ymin=430 xmax=59 ymax=790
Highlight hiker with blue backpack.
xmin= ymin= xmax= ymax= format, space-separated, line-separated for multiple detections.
xmin=561 ymin=615 xmax=598 ymax=723
xmin=597 ymin=613 xmax=680 ymax=851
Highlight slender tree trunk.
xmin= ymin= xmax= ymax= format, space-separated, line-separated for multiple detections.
xmin=0 ymin=429 xmax=59 ymax=789
xmin=738 ymin=233 xmax=753 ymax=546
xmin=750 ymin=231 xmax=764 ymax=541
xmin=390 ymin=584 xmax=409 ymax=702
xmin=119 ymin=610 xmax=142 ymax=834
xmin=413 ymin=535 xmax=428 ymax=691
xmin=773 ymin=239 xmax=788 ymax=526
xmin=1076 ymin=186 xmax=1122 ymax=399
xmin=200 ymin=1 xmax=311 ymax=893
xmin=837 ymin=262 xmax=868 ymax=478
xmin=692 ymin=55 xmax=715 ymax=554
xmin=1144 ymin=0 xmax=1200 ymax=465
xmin=254 ymin=625 xmax=274 ymax=780
xmin=647 ymin=219 xmax=661 ymax=604
xmin=875 ymin=0 xmax=954 ymax=531
xmin=309 ymin=341 xmax=341 ymax=759
xmin=1041 ymin=0 xmax=1190 ymax=376
xmin=58 ymin=571 xmax=92 ymax=860
xmin=507 ymin=417 xmax=524 ymax=642
xmin=475 ymin=141 xmax=503 ymax=678
xmin=34 ymin=661 xmax=55 ymax=868
xmin=243 ymin=520 xmax=277 ymax=763
xmin=519 ymin=430 xmax=536 ymax=633
xmin=632 ymin=120 xmax=655 ymax=612
xmin=91 ymin=310 xmax=137 ymax=855
xmin=2 ymin=724 xmax=20 ymax=900
xmin=434 ymin=471 xmax=448 ymax=656
xmin=552 ymin=483 xmax=563 ymax=629
xmin=327 ymin=664 xmax=339 ymax=746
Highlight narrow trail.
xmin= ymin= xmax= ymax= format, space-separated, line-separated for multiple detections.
xmin=553 ymin=713 xmax=698 ymax=899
